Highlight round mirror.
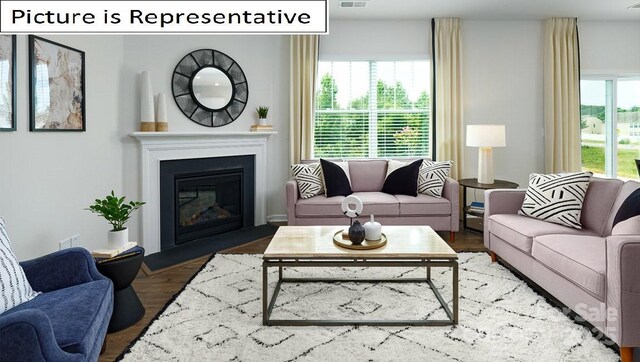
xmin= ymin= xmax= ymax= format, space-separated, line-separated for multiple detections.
xmin=192 ymin=68 xmax=233 ymax=110
xmin=172 ymin=49 xmax=248 ymax=127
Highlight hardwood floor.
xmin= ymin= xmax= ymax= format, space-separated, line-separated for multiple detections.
xmin=99 ymin=223 xmax=484 ymax=361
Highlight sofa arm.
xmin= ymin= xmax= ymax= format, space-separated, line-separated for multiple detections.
xmin=605 ymin=235 xmax=640 ymax=348
xmin=442 ymin=178 xmax=459 ymax=232
xmin=286 ymin=178 xmax=299 ymax=226
xmin=20 ymin=247 xmax=107 ymax=293
xmin=0 ymin=309 xmax=83 ymax=362
xmin=484 ymin=189 xmax=527 ymax=249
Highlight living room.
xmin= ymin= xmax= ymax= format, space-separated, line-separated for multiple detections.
xmin=0 ymin=0 xmax=639 ymax=361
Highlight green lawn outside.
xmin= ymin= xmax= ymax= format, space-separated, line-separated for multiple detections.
xmin=581 ymin=145 xmax=639 ymax=178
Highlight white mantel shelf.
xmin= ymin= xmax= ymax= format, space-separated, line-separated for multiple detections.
xmin=131 ymin=131 xmax=276 ymax=141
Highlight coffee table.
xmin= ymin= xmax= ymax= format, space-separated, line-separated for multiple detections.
xmin=262 ymin=225 xmax=458 ymax=326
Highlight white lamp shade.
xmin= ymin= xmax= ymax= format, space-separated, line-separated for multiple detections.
xmin=466 ymin=124 xmax=506 ymax=147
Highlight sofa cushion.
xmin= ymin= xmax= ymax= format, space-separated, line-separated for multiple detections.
xmin=580 ymin=177 xmax=623 ymax=236
xmin=0 ymin=217 xmax=40 ymax=314
xmin=396 ymin=194 xmax=451 ymax=216
xmin=382 ymin=160 xmax=422 ymax=196
xmin=3 ymin=279 xmax=112 ymax=355
xmin=612 ymin=215 xmax=640 ymax=235
xmin=348 ymin=160 xmax=387 ymax=192
xmin=320 ymin=159 xmax=352 ymax=197
xmin=613 ymin=188 xmax=640 ymax=227
xmin=604 ymin=180 xmax=640 ymax=236
xmin=488 ymin=214 xmax=596 ymax=254
xmin=352 ymin=192 xmax=400 ymax=216
xmin=296 ymin=195 xmax=346 ymax=217
xmin=532 ymin=235 xmax=606 ymax=300
xmin=418 ymin=160 xmax=452 ymax=197
xmin=519 ymin=172 xmax=592 ymax=229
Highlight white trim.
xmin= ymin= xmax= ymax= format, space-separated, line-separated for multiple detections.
xmin=131 ymin=132 xmax=275 ymax=254
xmin=266 ymin=214 xmax=288 ymax=223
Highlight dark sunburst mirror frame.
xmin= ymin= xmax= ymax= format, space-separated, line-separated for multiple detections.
xmin=172 ymin=49 xmax=248 ymax=127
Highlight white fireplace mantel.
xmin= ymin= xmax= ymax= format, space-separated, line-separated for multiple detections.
xmin=131 ymin=131 xmax=276 ymax=254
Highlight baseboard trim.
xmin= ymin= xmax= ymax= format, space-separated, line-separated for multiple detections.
xmin=267 ymin=214 xmax=287 ymax=223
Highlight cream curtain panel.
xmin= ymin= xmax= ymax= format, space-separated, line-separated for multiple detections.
xmin=432 ymin=18 xmax=463 ymax=180
xmin=290 ymin=35 xmax=318 ymax=164
xmin=543 ymin=18 xmax=581 ymax=173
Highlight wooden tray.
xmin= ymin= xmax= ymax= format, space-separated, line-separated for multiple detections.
xmin=333 ymin=231 xmax=387 ymax=250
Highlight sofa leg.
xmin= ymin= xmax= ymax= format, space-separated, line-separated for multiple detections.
xmin=449 ymin=231 xmax=455 ymax=243
xmin=620 ymin=347 xmax=633 ymax=362
xmin=490 ymin=251 xmax=497 ymax=263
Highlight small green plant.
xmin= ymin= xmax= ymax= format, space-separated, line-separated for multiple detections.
xmin=619 ymin=138 xmax=631 ymax=145
xmin=86 ymin=191 xmax=145 ymax=231
xmin=256 ymin=106 xmax=269 ymax=119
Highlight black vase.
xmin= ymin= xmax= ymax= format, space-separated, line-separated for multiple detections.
xmin=349 ymin=220 xmax=366 ymax=245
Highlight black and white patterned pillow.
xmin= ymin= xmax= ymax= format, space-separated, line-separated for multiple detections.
xmin=291 ymin=163 xmax=325 ymax=199
xmin=518 ymin=172 xmax=593 ymax=229
xmin=418 ymin=160 xmax=452 ymax=197
xmin=0 ymin=217 xmax=40 ymax=314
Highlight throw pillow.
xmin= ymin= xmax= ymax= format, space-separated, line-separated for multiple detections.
xmin=418 ymin=160 xmax=452 ymax=197
xmin=291 ymin=163 xmax=325 ymax=199
xmin=518 ymin=172 xmax=593 ymax=229
xmin=381 ymin=159 xmax=423 ymax=196
xmin=320 ymin=159 xmax=353 ymax=197
xmin=612 ymin=188 xmax=640 ymax=227
xmin=0 ymin=217 xmax=40 ymax=314
xmin=612 ymin=215 xmax=640 ymax=235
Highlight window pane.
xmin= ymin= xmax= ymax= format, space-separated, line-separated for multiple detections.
xmin=580 ymin=80 xmax=609 ymax=177
xmin=314 ymin=60 xmax=430 ymax=159
xmin=616 ymin=79 xmax=640 ymax=179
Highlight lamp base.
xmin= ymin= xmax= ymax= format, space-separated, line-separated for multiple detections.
xmin=477 ymin=147 xmax=494 ymax=184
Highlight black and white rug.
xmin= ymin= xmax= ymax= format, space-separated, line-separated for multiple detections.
xmin=121 ymin=253 xmax=617 ymax=361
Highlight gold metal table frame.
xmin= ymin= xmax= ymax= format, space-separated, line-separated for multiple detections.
xmin=262 ymin=256 xmax=459 ymax=326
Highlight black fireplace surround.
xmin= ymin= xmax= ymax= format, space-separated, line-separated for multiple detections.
xmin=159 ymin=155 xmax=255 ymax=251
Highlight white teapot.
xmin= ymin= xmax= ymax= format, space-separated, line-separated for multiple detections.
xmin=363 ymin=215 xmax=382 ymax=241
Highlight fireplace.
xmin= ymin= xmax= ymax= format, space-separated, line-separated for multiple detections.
xmin=160 ymin=155 xmax=255 ymax=251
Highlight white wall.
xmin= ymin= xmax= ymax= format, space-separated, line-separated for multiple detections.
xmin=120 ymin=35 xmax=290 ymax=245
xmin=0 ymin=35 xmax=124 ymax=260
xmin=462 ymin=20 xmax=545 ymax=190
xmin=579 ymin=21 xmax=640 ymax=75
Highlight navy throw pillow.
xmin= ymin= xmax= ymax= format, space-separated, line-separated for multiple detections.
xmin=320 ymin=159 xmax=353 ymax=197
xmin=613 ymin=188 xmax=640 ymax=227
xmin=381 ymin=160 xmax=423 ymax=196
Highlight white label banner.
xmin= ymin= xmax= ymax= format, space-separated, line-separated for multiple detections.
xmin=0 ymin=0 xmax=328 ymax=33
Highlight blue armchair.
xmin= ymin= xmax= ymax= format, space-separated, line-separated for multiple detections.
xmin=0 ymin=248 xmax=113 ymax=362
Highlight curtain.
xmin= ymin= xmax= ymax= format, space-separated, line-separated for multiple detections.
xmin=544 ymin=18 xmax=581 ymax=173
xmin=290 ymin=35 xmax=319 ymax=164
xmin=432 ymin=18 xmax=464 ymax=180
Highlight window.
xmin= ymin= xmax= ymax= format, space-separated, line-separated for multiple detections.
xmin=313 ymin=60 xmax=430 ymax=159
xmin=580 ymin=77 xmax=640 ymax=179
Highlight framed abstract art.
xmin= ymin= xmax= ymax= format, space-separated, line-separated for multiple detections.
xmin=29 ymin=35 xmax=86 ymax=132
xmin=0 ymin=34 xmax=16 ymax=131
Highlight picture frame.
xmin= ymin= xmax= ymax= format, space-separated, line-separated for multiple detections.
xmin=29 ymin=35 xmax=86 ymax=132
xmin=0 ymin=34 xmax=16 ymax=132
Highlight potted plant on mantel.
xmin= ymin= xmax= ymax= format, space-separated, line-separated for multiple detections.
xmin=256 ymin=106 xmax=269 ymax=126
xmin=86 ymin=191 xmax=145 ymax=249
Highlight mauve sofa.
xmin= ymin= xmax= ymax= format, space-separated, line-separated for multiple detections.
xmin=286 ymin=159 xmax=459 ymax=240
xmin=484 ymin=178 xmax=640 ymax=361
xmin=0 ymin=248 xmax=113 ymax=362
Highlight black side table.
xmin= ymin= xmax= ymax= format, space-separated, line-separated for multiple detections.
xmin=96 ymin=246 xmax=145 ymax=333
xmin=459 ymin=178 xmax=519 ymax=233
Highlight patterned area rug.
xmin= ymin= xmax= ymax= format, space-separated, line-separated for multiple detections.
xmin=121 ymin=253 xmax=617 ymax=361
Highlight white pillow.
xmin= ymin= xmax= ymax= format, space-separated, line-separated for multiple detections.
xmin=291 ymin=163 xmax=325 ymax=199
xmin=418 ymin=160 xmax=452 ymax=198
xmin=0 ymin=217 xmax=40 ymax=314
xmin=611 ymin=215 xmax=640 ymax=235
xmin=518 ymin=172 xmax=592 ymax=229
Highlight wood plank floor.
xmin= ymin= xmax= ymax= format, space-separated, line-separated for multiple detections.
xmin=100 ymin=223 xmax=484 ymax=361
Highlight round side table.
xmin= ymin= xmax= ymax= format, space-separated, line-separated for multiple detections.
xmin=459 ymin=178 xmax=519 ymax=233
xmin=96 ymin=246 xmax=145 ymax=333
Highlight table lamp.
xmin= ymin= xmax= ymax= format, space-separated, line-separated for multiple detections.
xmin=466 ymin=124 xmax=506 ymax=184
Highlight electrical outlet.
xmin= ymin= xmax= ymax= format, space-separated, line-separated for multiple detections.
xmin=58 ymin=238 xmax=71 ymax=250
xmin=70 ymin=234 xmax=79 ymax=248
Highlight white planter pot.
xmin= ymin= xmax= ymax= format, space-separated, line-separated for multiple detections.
xmin=258 ymin=118 xmax=268 ymax=126
xmin=108 ymin=228 xmax=129 ymax=250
